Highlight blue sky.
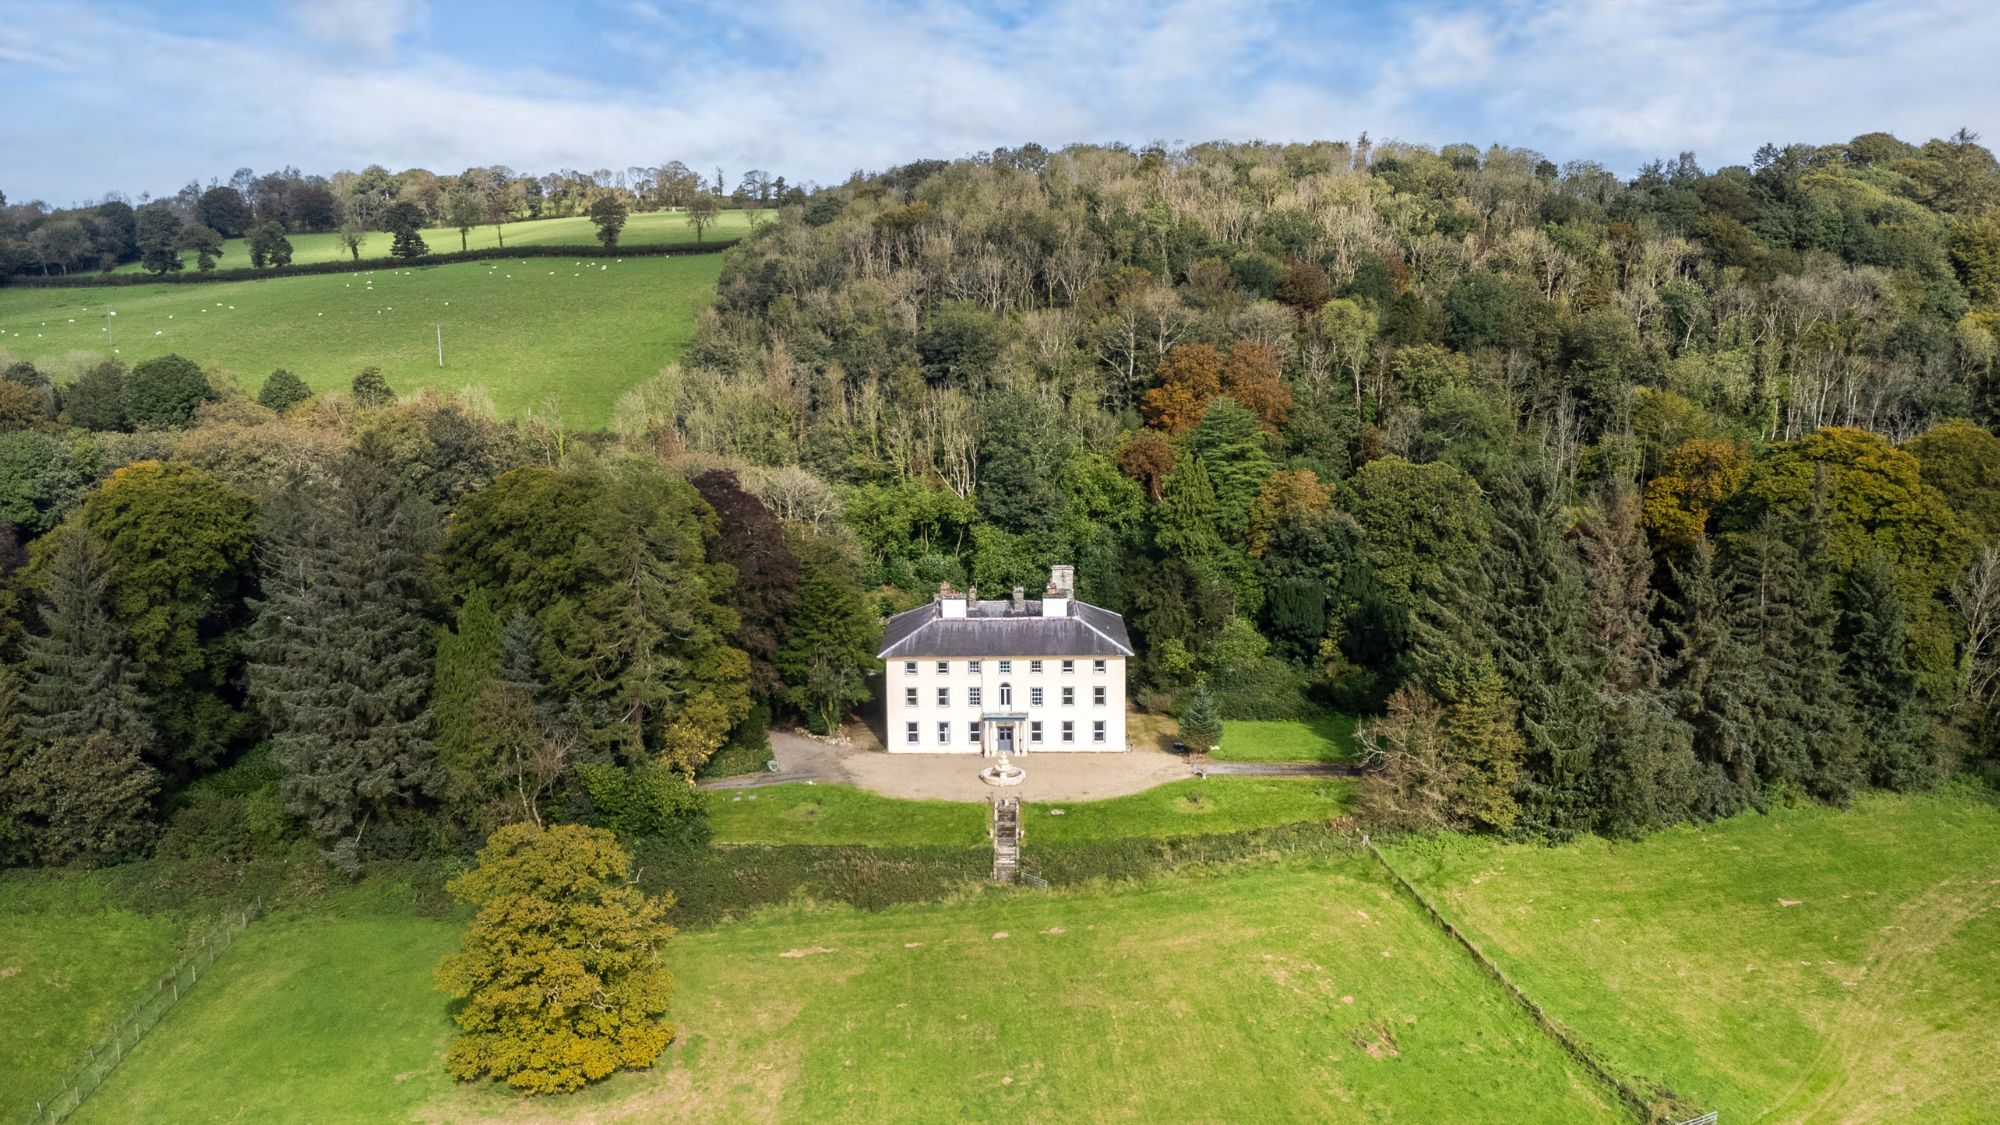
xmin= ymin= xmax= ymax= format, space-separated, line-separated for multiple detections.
xmin=2 ymin=0 xmax=1996 ymax=205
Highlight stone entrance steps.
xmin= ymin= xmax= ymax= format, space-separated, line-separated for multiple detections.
xmin=992 ymin=796 xmax=1021 ymax=883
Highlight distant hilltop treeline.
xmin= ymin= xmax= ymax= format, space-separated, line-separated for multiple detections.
xmin=0 ymin=160 xmax=806 ymax=280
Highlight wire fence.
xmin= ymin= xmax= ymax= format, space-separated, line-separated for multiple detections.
xmin=20 ymin=900 xmax=264 ymax=1125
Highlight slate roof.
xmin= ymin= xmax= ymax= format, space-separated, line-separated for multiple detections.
xmin=877 ymin=598 xmax=1135 ymax=659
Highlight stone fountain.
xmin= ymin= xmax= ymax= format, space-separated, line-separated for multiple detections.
xmin=979 ymin=751 xmax=1026 ymax=787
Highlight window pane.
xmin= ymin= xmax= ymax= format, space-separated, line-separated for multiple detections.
xmin=938 ymin=722 xmax=950 ymax=743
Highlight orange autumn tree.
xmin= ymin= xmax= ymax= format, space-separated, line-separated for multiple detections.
xmin=1142 ymin=340 xmax=1291 ymax=434
xmin=436 ymin=822 xmax=676 ymax=1094
xmin=1219 ymin=340 xmax=1291 ymax=432
xmin=1142 ymin=343 xmax=1224 ymax=432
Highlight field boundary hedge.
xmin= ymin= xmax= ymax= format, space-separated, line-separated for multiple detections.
xmin=1 ymin=240 xmax=740 ymax=289
xmin=1364 ymin=839 xmax=1700 ymax=1124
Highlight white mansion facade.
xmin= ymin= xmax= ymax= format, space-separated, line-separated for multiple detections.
xmin=878 ymin=566 xmax=1133 ymax=754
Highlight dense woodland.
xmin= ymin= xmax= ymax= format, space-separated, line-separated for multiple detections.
xmin=3 ymin=131 xmax=2000 ymax=875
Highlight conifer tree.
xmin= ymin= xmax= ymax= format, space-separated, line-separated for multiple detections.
xmin=1728 ymin=507 xmax=1862 ymax=801
xmin=1156 ymin=456 xmax=1229 ymax=591
xmin=250 ymin=455 xmax=441 ymax=869
xmin=776 ymin=533 xmax=878 ymax=735
xmin=1177 ymin=678 xmax=1223 ymax=750
xmin=19 ymin=527 xmax=155 ymax=750
xmin=0 ymin=659 xmax=30 ymax=863
xmin=1840 ymin=552 xmax=1936 ymax=789
xmin=1576 ymin=488 xmax=1695 ymax=834
xmin=1667 ymin=538 xmax=1758 ymax=816
xmin=1479 ymin=467 xmax=1601 ymax=837
xmin=434 ymin=587 xmax=504 ymax=816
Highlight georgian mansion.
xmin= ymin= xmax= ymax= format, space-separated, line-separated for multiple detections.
xmin=877 ymin=566 xmax=1133 ymax=754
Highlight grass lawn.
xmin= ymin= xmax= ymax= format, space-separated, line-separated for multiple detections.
xmin=1210 ymin=715 xmax=1359 ymax=763
xmin=1026 ymin=777 xmax=1352 ymax=843
xmin=1389 ymin=788 xmax=2000 ymax=1122
xmin=76 ymin=858 xmax=1622 ymax=1124
xmin=706 ymin=784 xmax=989 ymax=847
xmin=106 ymin=209 xmax=770 ymax=273
xmin=706 ymin=777 xmax=1351 ymax=849
xmin=0 ymin=877 xmax=190 ymax=1121
xmin=0 ymin=253 xmax=720 ymax=426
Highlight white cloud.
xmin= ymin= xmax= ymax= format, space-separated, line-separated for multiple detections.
xmin=290 ymin=0 xmax=428 ymax=56
xmin=1 ymin=0 xmax=1996 ymax=203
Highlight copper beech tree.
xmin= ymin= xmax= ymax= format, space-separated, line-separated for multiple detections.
xmin=435 ymin=822 xmax=676 ymax=1094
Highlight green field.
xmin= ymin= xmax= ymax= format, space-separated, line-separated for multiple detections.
xmin=1391 ymin=789 xmax=2000 ymax=1122
xmin=108 ymin=209 xmax=769 ymax=273
xmin=707 ymin=784 xmax=989 ymax=847
xmin=71 ymin=859 xmax=1623 ymax=1124
xmin=22 ymin=792 xmax=1998 ymax=1122
xmin=1027 ymin=777 xmax=1351 ymax=842
xmin=707 ymin=777 xmax=1351 ymax=848
xmin=1210 ymin=716 xmax=1359 ymax=763
xmin=0 ymin=876 xmax=190 ymax=1121
xmin=0 ymin=254 xmax=720 ymax=425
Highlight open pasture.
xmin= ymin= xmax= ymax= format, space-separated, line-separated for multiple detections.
xmin=0 ymin=253 xmax=721 ymax=426
xmin=1391 ymin=789 xmax=2000 ymax=1122
xmin=70 ymin=859 xmax=1623 ymax=1124
xmin=106 ymin=209 xmax=769 ymax=273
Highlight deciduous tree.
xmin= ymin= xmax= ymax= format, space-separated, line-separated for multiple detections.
xmin=435 ymin=822 xmax=675 ymax=1094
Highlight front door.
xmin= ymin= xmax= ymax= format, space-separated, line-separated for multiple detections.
xmin=996 ymin=723 xmax=1015 ymax=753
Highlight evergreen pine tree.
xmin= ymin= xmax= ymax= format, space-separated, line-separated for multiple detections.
xmin=1479 ymin=467 xmax=1601 ymax=837
xmin=776 ymin=536 xmax=879 ymax=735
xmin=0 ymin=659 xmax=30 ymax=863
xmin=1177 ymin=678 xmax=1223 ymax=750
xmin=1840 ymin=552 xmax=1936 ymax=789
xmin=250 ymin=455 xmax=441 ymax=869
xmin=1156 ymin=457 xmax=1230 ymax=591
xmin=1728 ymin=506 xmax=1862 ymax=802
xmin=19 ymin=528 xmax=155 ymax=750
xmin=434 ymin=587 xmax=504 ymax=816
xmin=1575 ymin=488 xmax=1695 ymax=834
xmin=1667 ymin=538 xmax=1759 ymax=817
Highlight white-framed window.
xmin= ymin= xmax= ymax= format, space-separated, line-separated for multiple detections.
xmin=937 ymin=687 xmax=950 ymax=707
xmin=938 ymin=721 xmax=951 ymax=744
xmin=969 ymin=660 xmax=982 ymax=674
xmin=1093 ymin=720 xmax=1106 ymax=743
xmin=968 ymin=721 xmax=981 ymax=743
xmin=905 ymin=721 xmax=919 ymax=745
xmin=905 ymin=687 xmax=918 ymax=706
xmin=936 ymin=661 xmax=949 ymax=674
xmin=999 ymin=683 xmax=1013 ymax=706
xmin=969 ymin=687 xmax=983 ymax=708
xmin=1030 ymin=720 xmax=1043 ymax=743
xmin=1030 ymin=687 xmax=1044 ymax=707
xmin=998 ymin=660 xmax=1012 ymax=673
xmin=1093 ymin=686 xmax=1106 ymax=706
xmin=904 ymin=660 xmax=917 ymax=674
xmin=1062 ymin=686 xmax=1075 ymax=706
xmin=1093 ymin=659 xmax=1107 ymax=673
xmin=1062 ymin=659 xmax=1075 ymax=674
xmin=1030 ymin=659 xmax=1044 ymax=673
xmin=1061 ymin=720 xmax=1075 ymax=744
